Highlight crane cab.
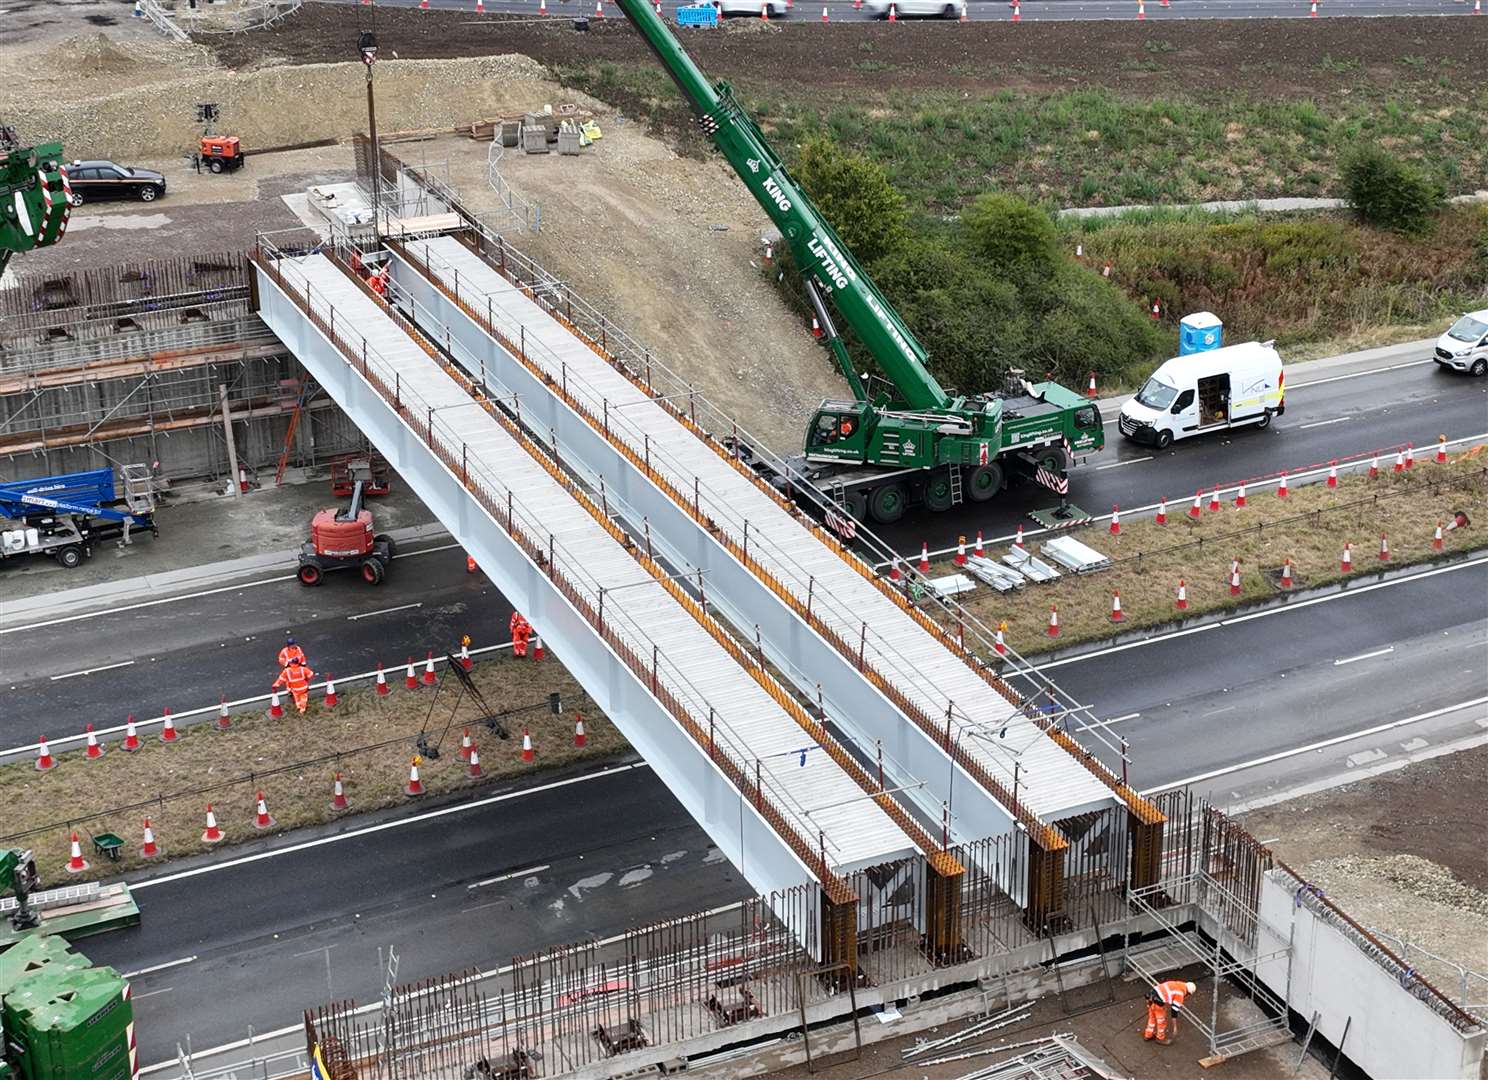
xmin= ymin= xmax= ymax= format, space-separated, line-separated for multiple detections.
xmin=804 ymin=402 xmax=871 ymax=462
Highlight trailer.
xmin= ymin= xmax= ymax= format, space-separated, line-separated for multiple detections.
xmin=0 ymin=466 xmax=159 ymax=569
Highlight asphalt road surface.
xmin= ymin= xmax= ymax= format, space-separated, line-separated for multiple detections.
xmin=328 ymin=0 xmax=1476 ymax=19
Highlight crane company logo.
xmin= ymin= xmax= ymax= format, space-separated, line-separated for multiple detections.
xmin=746 ymin=158 xmax=761 ymax=173
xmin=808 ymin=236 xmax=850 ymax=291
xmin=762 ymin=175 xmax=793 ymax=213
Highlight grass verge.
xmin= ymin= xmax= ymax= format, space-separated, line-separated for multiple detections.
xmin=933 ymin=451 xmax=1488 ymax=656
xmin=0 ymin=655 xmax=629 ymax=886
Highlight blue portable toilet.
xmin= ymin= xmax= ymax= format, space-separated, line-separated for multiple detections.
xmin=1178 ymin=311 xmax=1223 ymax=356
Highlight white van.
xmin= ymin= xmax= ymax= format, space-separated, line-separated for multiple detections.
xmin=1118 ymin=341 xmax=1285 ymax=449
xmin=1433 ymin=309 xmax=1488 ymax=377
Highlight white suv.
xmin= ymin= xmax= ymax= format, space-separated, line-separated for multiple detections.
xmin=862 ymin=0 xmax=963 ymax=15
xmin=1434 ymin=309 xmax=1488 ymax=377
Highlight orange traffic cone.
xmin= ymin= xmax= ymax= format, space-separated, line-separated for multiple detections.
xmin=1087 ymin=371 xmax=1098 ymax=399
xmin=532 ymin=634 xmax=545 ymax=661
xmin=324 ymin=674 xmax=338 ymax=708
xmin=994 ymin=621 xmax=1007 ymax=655
xmin=141 ymin=818 xmax=161 ymax=858
xmin=954 ymin=535 xmax=968 ymax=566
xmin=1393 ymin=449 xmax=1405 ymax=474
xmin=1378 ymin=534 xmax=1391 ymax=561
xmin=66 ymin=831 xmax=89 ymax=874
xmin=419 ymin=0 xmax=429 ymax=9
xmin=1433 ymin=521 xmax=1444 ymax=551
xmin=1280 ymin=558 xmax=1294 ymax=588
xmin=376 ymin=662 xmax=390 ymax=695
xmin=1435 ymin=435 xmax=1448 ymax=465
xmin=1047 ymin=605 xmax=1060 ymax=638
xmin=1109 ymin=590 xmax=1125 ymax=623
xmin=1175 ymin=579 xmax=1188 ymax=610
xmin=960 ymin=0 xmax=968 ymax=17
xmin=1341 ymin=542 xmax=1353 ymax=572
xmin=1189 ymin=490 xmax=1203 ymax=519
xmin=459 ymin=728 xmax=475 ymax=761
xmin=405 ymin=658 xmax=419 ymax=690
xmin=1234 ymin=483 xmax=1247 ymax=508
xmin=35 ymin=735 xmax=56 ymax=772
xmin=1208 ymin=488 xmax=1221 ymax=513
xmin=1011 ymin=0 xmax=1020 ymax=20
xmin=1229 ymin=565 xmax=1242 ymax=596
xmin=1404 ymin=443 xmax=1415 ymax=470
xmin=476 ymin=0 xmax=485 ymax=11
xmin=1327 ymin=460 xmax=1338 ymax=488
xmin=919 ymin=542 xmax=931 ymax=572
xmin=459 ymin=640 xmax=473 ymax=671
xmin=268 ymin=689 xmax=284 ymax=719
xmin=405 ymin=757 xmax=425 ymax=797
xmin=422 ymin=651 xmax=437 ymax=686
xmin=974 ymin=530 xmax=985 ymax=559
xmin=889 ymin=557 xmax=902 ymax=582
xmin=887 ymin=2 xmax=896 ymax=18
xmin=1109 ymin=505 xmax=1121 ymax=536
xmin=159 ymin=707 xmax=179 ymax=742
xmin=1152 ymin=298 xmax=1161 ymax=319
xmin=811 ymin=316 xmax=822 ymax=338
xmin=539 ymin=0 xmax=547 ymax=11
xmin=468 ymin=747 xmax=484 ymax=778
xmin=216 ymin=697 xmax=231 ymax=732
xmin=85 ymin=723 xmax=105 ymax=760
xmin=822 ymin=4 xmax=828 ymax=18
xmin=1309 ymin=0 xmax=1317 ymax=14
xmin=1155 ymin=496 xmax=1168 ymax=525
xmin=574 ymin=714 xmax=587 ymax=747
xmin=1137 ymin=0 xmax=1146 ymax=18
xmin=1014 ymin=524 xmax=1025 ymax=549
xmin=760 ymin=1 xmax=769 ymax=18
xmin=254 ymin=791 xmax=275 ymax=830
xmin=332 ymin=772 xmax=350 ymax=811
xmin=1277 ymin=472 xmax=1289 ymax=498
xmin=202 ymin=804 xmax=224 ymax=843
xmin=521 ymin=727 xmax=535 ymax=762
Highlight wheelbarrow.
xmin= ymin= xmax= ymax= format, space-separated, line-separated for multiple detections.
xmin=91 ymin=832 xmax=125 ymax=862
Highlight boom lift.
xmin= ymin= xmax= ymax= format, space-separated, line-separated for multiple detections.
xmin=0 ymin=127 xmax=71 ymax=281
xmin=607 ymin=2 xmax=1103 ymax=529
xmin=0 ymin=466 xmax=159 ymax=569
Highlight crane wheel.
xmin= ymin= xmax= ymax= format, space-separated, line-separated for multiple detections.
xmin=868 ymin=483 xmax=907 ymax=524
xmin=844 ymin=490 xmax=869 ymax=522
xmin=297 ymin=562 xmax=324 ymax=586
xmin=361 ymin=557 xmax=386 ymax=585
xmin=967 ymin=462 xmax=1004 ymax=502
xmin=923 ymin=475 xmax=956 ymax=513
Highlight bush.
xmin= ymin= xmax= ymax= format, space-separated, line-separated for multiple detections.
xmin=960 ymin=193 xmax=1061 ymax=283
xmin=793 ymin=135 xmax=908 ymax=266
xmin=1340 ymin=144 xmax=1444 ymax=235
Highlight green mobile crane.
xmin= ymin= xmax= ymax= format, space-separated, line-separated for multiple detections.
xmin=609 ymin=2 xmax=1103 ymax=530
xmin=0 ymin=128 xmax=71 ymax=282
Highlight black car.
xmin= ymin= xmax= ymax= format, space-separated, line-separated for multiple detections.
xmin=65 ymin=160 xmax=166 ymax=205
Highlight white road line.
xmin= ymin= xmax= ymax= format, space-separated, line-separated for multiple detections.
xmin=133 ymin=987 xmax=175 ymax=1000
xmin=290 ymin=944 xmax=336 ymax=959
xmin=129 ymin=766 xmax=647 ymax=890
xmin=1034 ymin=557 xmax=1487 ymax=672
xmin=468 ymin=864 xmax=550 ymax=890
xmin=1142 ymin=696 xmax=1488 ymax=793
xmin=1202 ymin=705 xmax=1237 ymax=718
xmin=347 ymin=602 xmax=423 ymax=621
xmin=121 ymin=955 xmax=197 ymax=978
xmin=1 ymin=541 xmax=462 ymax=636
xmin=1095 ymin=456 xmax=1152 ymax=470
xmin=1334 ymin=646 xmax=1395 ymax=667
xmin=1288 ymin=358 xmax=1432 ymax=390
xmin=49 ymin=659 xmax=135 ymax=681
xmin=1107 ymin=712 xmax=1140 ymax=724
xmin=1298 ymin=417 xmax=1350 ymax=429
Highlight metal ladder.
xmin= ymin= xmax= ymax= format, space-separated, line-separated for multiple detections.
xmin=948 ymin=464 xmax=963 ymax=506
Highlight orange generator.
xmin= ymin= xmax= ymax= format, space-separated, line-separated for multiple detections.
xmin=200 ymin=135 xmax=245 ymax=174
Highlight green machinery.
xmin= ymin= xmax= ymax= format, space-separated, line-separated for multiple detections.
xmin=0 ymin=128 xmax=71 ymax=282
xmin=609 ymin=1 xmax=1103 ymax=529
xmin=1 ymin=852 xmax=138 ymax=1080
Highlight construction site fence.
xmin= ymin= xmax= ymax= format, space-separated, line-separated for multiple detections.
xmin=0 ymin=250 xmax=248 ymax=332
xmin=251 ymin=233 xmax=857 ymax=899
xmin=0 ymin=307 xmax=276 ymax=379
xmin=1366 ymin=928 xmax=1488 ymax=1025
xmin=134 ymin=0 xmax=191 ymax=42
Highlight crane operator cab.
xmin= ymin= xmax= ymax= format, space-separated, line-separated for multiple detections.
xmin=806 ymin=402 xmax=870 ymax=459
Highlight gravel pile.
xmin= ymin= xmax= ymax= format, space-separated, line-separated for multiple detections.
xmin=8 ymin=45 xmax=552 ymax=160
xmin=1310 ymin=854 xmax=1488 ymax=920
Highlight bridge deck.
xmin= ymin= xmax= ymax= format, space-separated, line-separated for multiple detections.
xmin=276 ymin=252 xmax=919 ymax=874
xmin=408 ymin=235 xmax=1113 ymax=824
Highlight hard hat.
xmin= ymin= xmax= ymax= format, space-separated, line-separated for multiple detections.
xmin=286 ymin=634 xmax=296 ymax=644
xmin=1185 ymin=982 xmax=1197 ymax=994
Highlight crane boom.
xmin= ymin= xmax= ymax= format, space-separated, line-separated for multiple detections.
xmin=612 ymin=0 xmax=948 ymax=412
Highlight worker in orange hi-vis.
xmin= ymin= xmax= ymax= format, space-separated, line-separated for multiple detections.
xmin=466 ymin=554 xmax=478 ymax=574
xmin=1143 ymin=979 xmax=1196 ymax=1044
xmin=273 ymin=661 xmax=316 ymax=714
xmin=278 ymin=634 xmax=307 ymax=670
xmin=509 ymin=612 xmax=531 ymax=658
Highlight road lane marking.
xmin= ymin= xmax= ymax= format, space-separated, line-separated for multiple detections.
xmin=1107 ymin=712 xmax=1140 ymax=724
xmin=1035 ymin=558 xmax=1487 ymax=672
xmin=1142 ymin=695 xmax=1488 ymax=793
xmin=49 ymin=659 xmax=135 ymax=681
xmin=133 ymin=987 xmax=175 ymax=999
xmin=1094 ymin=456 xmax=1152 ymax=470
xmin=1334 ymin=646 xmax=1394 ymax=666
xmin=1298 ymin=417 xmax=1350 ymax=429
xmin=1288 ymin=358 xmax=1432 ymax=390
xmin=122 ymin=955 xmax=197 ymax=978
xmin=130 ymin=765 xmax=648 ymax=890
xmin=1202 ymin=705 xmax=1237 ymax=718
xmin=468 ymin=864 xmax=549 ymax=890
xmin=2 ymin=541 xmax=463 ymax=636
xmin=348 ymin=602 xmax=424 ymax=621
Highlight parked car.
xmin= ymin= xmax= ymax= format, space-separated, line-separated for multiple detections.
xmin=715 ymin=0 xmax=787 ymax=15
xmin=65 ymin=160 xmax=167 ymax=205
xmin=1433 ymin=309 xmax=1488 ymax=377
xmin=862 ymin=0 xmax=962 ymax=16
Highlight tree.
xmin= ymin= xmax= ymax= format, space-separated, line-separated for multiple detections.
xmin=1340 ymin=144 xmax=1444 ymax=235
xmin=793 ymin=136 xmax=909 ymax=266
xmin=960 ymin=193 xmax=1061 ymax=283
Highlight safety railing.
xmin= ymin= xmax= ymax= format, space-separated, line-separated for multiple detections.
xmin=0 ymin=310 xmax=279 ymax=380
xmin=485 ymin=141 xmax=543 ymax=234
xmin=251 ymin=236 xmax=852 ymax=901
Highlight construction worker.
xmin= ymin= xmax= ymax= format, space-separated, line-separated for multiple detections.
xmin=1143 ymin=979 xmax=1196 ymax=1044
xmin=509 ymin=611 xmax=531 ymax=658
xmin=273 ymin=661 xmax=316 ymax=714
xmin=278 ymin=634 xmax=307 ymax=670
xmin=467 ymin=554 xmax=478 ymax=574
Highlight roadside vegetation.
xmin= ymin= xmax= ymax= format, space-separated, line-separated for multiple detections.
xmin=933 ymin=450 xmax=1488 ymax=657
xmin=0 ymin=658 xmax=627 ymax=885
